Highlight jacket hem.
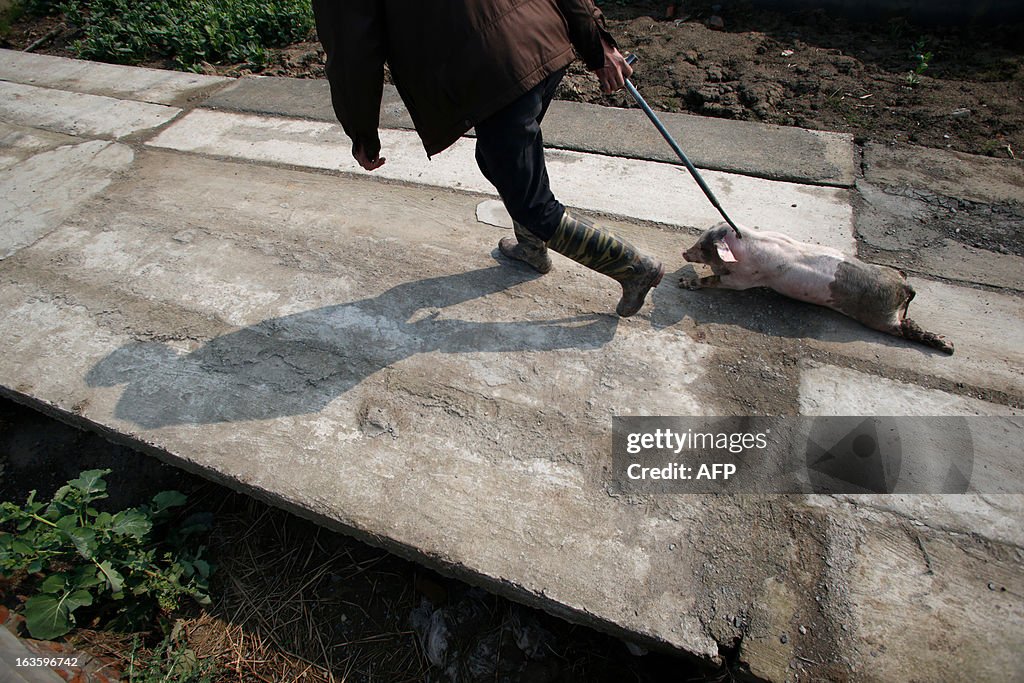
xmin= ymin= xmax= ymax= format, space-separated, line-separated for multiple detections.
xmin=422 ymin=46 xmax=576 ymax=158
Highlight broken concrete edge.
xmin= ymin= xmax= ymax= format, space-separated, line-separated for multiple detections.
xmin=862 ymin=141 xmax=1024 ymax=208
xmin=0 ymin=385 xmax=736 ymax=677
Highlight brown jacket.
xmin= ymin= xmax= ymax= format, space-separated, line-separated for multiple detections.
xmin=313 ymin=0 xmax=614 ymax=158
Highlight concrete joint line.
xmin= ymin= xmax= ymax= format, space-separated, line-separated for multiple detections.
xmin=148 ymin=108 xmax=857 ymax=254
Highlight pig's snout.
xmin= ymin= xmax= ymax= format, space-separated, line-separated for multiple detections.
xmin=683 ymin=246 xmax=702 ymax=263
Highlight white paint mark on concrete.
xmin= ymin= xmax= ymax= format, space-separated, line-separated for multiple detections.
xmin=476 ymin=199 xmax=513 ymax=229
xmin=148 ymin=109 xmax=855 ymax=252
xmin=0 ymin=81 xmax=180 ymax=139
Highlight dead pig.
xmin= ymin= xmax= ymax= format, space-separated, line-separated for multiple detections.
xmin=680 ymin=223 xmax=954 ymax=354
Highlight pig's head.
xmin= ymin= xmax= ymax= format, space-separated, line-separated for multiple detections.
xmin=683 ymin=223 xmax=740 ymax=265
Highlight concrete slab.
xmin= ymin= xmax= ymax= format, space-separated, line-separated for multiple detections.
xmin=0 ymin=146 xmax=1021 ymax=682
xmin=0 ymin=140 xmax=135 ymax=259
xmin=800 ymin=361 xmax=1024 ymax=543
xmin=799 ymin=362 xmax=1022 ymax=417
xmin=204 ymin=76 xmax=413 ymax=128
xmin=855 ymin=180 xmax=1024 ymax=292
xmin=204 ymin=77 xmax=857 ymax=187
xmin=148 ymin=108 xmax=856 ymax=252
xmin=0 ymin=48 xmax=231 ymax=106
xmin=1 ymin=55 xmax=1021 ymax=682
xmin=0 ymin=121 xmax=79 ymax=170
xmin=798 ymin=361 xmax=1024 ymax=673
xmin=863 ymin=141 xmax=1024 ymax=206
xmin=786 ymin=508 xmax=1022 ymax=683
xmin=652 ymin=265 xmax=1021 ymax=415
xmin=0 ymin=148 xmax=725 ymax=661
xmin=806 ymin=277 xmax=1024 ymax=398
xmin=0 ymin=81 xmax=180 ymax=139
xmin=541 ymin=99 xmax=857 ymax=187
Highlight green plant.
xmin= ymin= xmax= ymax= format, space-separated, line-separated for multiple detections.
xmin=906 ymin=37 xmax=933 ymax=87
xmin=56 ymin=0 xmax=314 ymax=70
xmin=126 ymin=622 xmax=219 ymax=682
xmin=0 ymin=469 xmax=213 ymax=640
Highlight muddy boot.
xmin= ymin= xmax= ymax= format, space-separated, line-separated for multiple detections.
xmin=546 ymin=210 xmax=664 ymax=317
xmin=498 ymin=221 xmax=553 ymax=274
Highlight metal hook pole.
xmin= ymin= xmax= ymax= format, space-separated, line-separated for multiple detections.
xmin=622 ymin=53 xmax=743 ymax=238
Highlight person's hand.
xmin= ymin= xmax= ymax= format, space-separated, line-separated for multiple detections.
xmin=353 ymin=143 xmax=386 ymax=171
xmin=594 ymin=37 xmax=632 ymax=94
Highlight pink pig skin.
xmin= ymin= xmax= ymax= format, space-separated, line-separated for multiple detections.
xmin=681 ymin=222 xmax=954 ymax=354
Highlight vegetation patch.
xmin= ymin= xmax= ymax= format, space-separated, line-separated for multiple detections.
xmin=0 ymin=469 xmax=213 ymax=640
xmin=18 ymin=0 xmax=313 ymax=69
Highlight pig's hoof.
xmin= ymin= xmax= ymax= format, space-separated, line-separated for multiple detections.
xmin=679 ymin=276 xmax=702 ymax=290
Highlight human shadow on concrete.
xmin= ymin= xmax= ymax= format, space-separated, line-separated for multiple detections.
xmin=650 ymin=265 xmax=950 ymax=356
xmin=86 ymin=264 xmax=619 ymax=428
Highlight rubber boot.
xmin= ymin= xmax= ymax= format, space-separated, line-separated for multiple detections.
xmin=498 ymin=221 xmax=553 ymax=274
xmin=546 ymin=210 xmax=664 ymax=317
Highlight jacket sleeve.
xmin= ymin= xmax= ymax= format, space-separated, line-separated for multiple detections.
xmin=555 ymin=0 xmax=617 ymax=71
xmin=312 ymin=0 xmax=386 ymax=158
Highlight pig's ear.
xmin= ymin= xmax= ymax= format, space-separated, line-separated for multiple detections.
xmin=715 ymin=239 xmax=738 ymax=263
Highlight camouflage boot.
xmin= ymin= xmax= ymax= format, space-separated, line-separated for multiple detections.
xmin=498 ymin=221 xmax=553 ymax=274
xmin=546 ymin=210 xmax=664 ymax=317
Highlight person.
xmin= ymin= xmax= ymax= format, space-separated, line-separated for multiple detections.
xmin=312 ymin=0 xmax=664 ymax=317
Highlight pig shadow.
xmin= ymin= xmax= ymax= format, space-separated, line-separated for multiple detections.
xmin=86 ymin=264 xmax=619 ymax=428
xmin=650 ymin=265 xmax=950 ymax=356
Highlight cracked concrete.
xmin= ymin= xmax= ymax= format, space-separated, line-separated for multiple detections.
xmin=0 ymin=81 xmax=180 ymax=139
xmin=0 ymin=139 xmax=134 ymax=259
xmin=0 ymin=50 xmax=1022 ymax=682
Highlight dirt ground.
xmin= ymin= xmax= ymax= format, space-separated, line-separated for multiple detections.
xmin=571 ymin=0 xmax=1024 ymax=158
xmin=4 ymin=0 xmax=1021 ymax=159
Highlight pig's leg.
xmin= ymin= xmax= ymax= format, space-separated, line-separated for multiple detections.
xmin=892 ymin=287 xmax=954 ymax=354
xmin=899 ymin=318 xmax=955 ymax=354
xmin=679 ymin=274 xmax=722 ymax=290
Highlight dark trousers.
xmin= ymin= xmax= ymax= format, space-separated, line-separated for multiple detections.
xmin=474 ymin=69 xmax=566 ymax=241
